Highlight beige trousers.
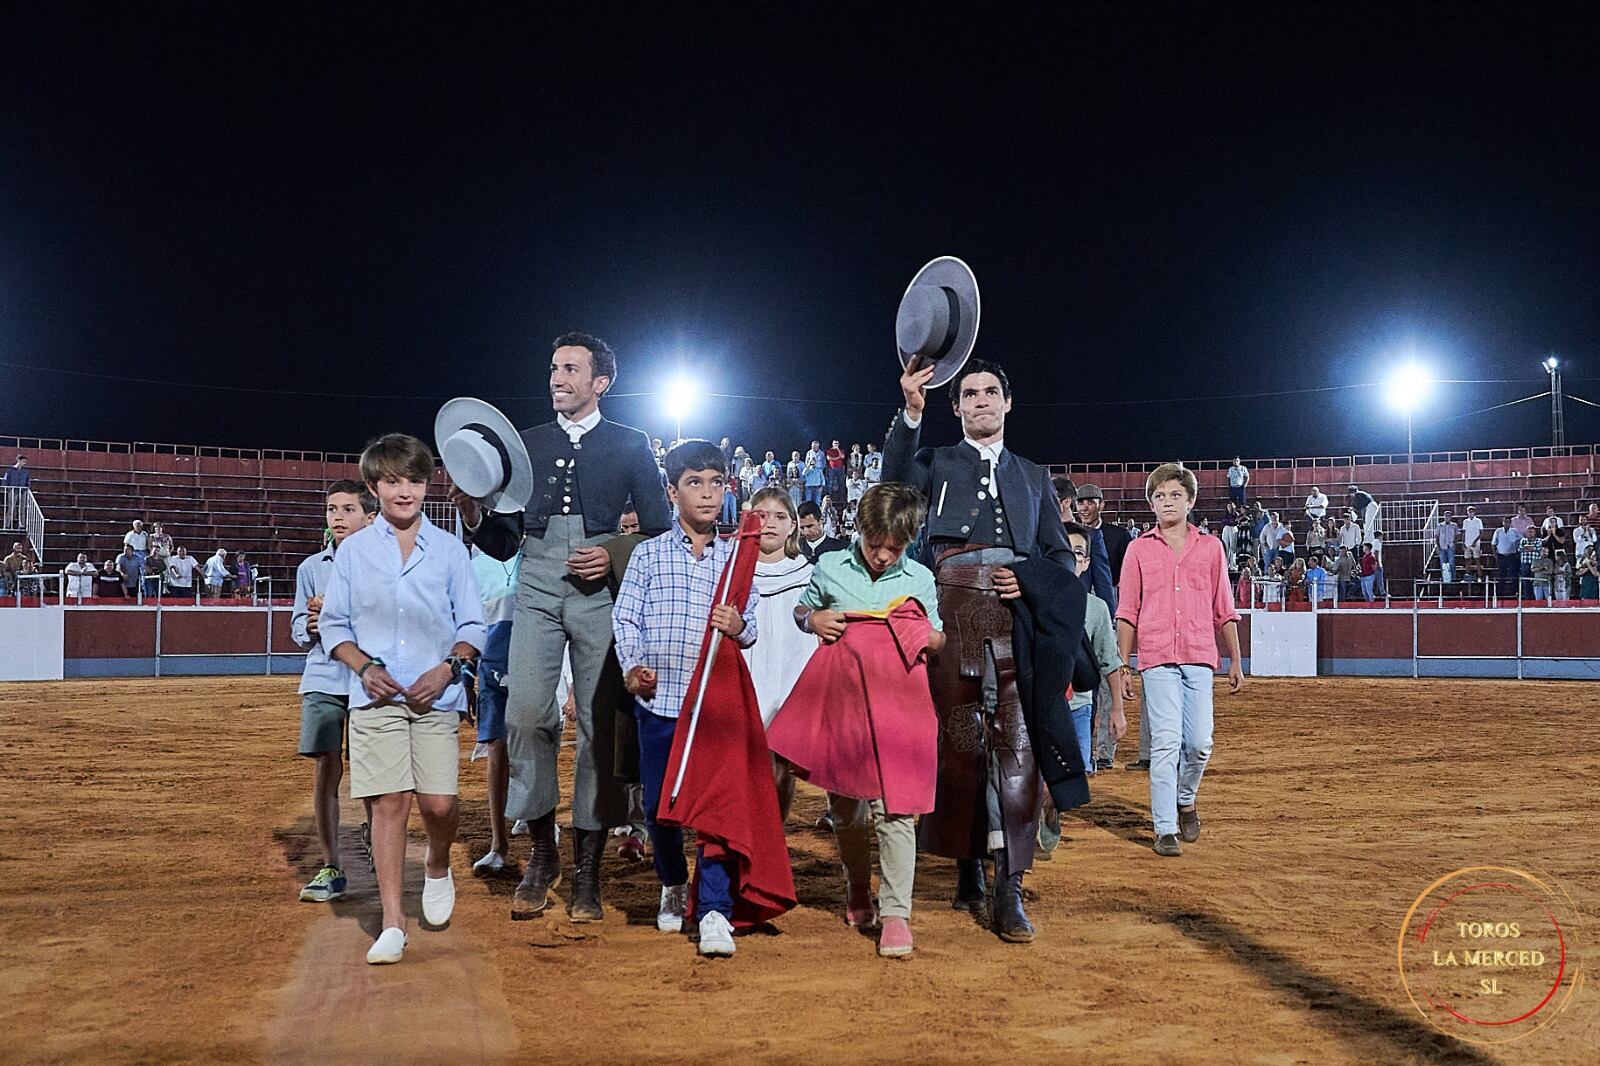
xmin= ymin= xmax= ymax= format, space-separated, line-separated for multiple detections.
xmin=830 ymin=793 xmax=917 ymax=920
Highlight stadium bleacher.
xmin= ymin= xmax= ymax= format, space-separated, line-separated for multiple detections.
xmin=0 ymin=437 xmax=449 ymax=585
xmin=2 ymin=435 xmax=1596 ymax=592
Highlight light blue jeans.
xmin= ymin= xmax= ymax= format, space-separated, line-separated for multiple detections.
xmin=1070 ymin=702 xmax=1093 ymax=776
xmin=1141 ymin=664 xmax=1214 ymax=836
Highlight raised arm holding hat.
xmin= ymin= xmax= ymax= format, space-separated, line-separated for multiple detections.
xmin=881 ymin=257 xmax=1086 ymax=945
xmin=441 ymin=332 xmax=669 ymax=926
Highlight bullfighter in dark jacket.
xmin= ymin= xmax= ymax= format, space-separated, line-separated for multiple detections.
xmin=454 ymin=332 xmax=670 ymax=925
xmin=884 ymin=354 xmax=1083 ymax=943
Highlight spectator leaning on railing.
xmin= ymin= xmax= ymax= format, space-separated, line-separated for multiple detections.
xmin=116 ymin=544 xmax=142 ymax=597
xmin=2 ymin=541 xmax=29 ymax=596
xmin=65 ymin=552 xmax=96 ymax=600
xmin=205 ymin=549 xmax=231 ymax=596
xmin=166 ymin=546 xmax=198 ymax=597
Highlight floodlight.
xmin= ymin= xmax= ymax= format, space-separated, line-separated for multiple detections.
xmin=1542 ymin=355 xmax=1559 ymax=372
xmin=663 ymin=376 xmax=696 ymax=421
xmin=663 ymin=375 xmax=697 ymax=441
xmin=1384 ymin=362 xmax=1431 ymax=414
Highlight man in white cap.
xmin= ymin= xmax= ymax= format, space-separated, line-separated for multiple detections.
xmin=453 ymin=332 xmax=671 ymax=924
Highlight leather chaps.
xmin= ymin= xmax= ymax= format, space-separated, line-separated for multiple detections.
xmin=915 ymin=559 xmax=1039 ymax=870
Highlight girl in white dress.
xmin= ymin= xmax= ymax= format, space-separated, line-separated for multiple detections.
xmin=743 ymin=487 xmax=817 ymax=819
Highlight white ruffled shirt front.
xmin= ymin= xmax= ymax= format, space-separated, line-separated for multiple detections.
xmin=742 ymin=554 xmax=818 ymax=727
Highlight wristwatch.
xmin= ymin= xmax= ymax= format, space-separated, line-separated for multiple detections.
xmin=446 ymin=655 xmax=476 ymax=683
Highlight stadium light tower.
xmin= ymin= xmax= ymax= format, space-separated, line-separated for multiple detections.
xmin=1542 ymin=354 xmax=1564 ymax=448
xmin=663 ymin=374 xmax=697 ymax=444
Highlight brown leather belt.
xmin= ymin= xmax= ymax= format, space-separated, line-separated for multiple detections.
xmin=938 ymin=562 xmax=1000 ymax=591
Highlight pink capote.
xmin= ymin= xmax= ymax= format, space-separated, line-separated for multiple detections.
xmin=766 ymin=598 xmax=937 ymax=816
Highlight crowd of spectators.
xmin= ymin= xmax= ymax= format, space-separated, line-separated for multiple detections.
xmin=1217 ymin=461 xmax=1599 ymax=606
xmin=0 ymin=510 xmax=259 ymax=603
xmin=651 ymin=436 xmax=886 ymax=540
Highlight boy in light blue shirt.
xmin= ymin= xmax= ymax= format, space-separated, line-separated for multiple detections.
xmin=320 ymin=434 xmax=486 ymax=965
xmin=291 ymin=479 xmax=376 ymax=904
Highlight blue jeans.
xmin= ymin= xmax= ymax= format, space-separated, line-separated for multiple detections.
xmin=1140 ymin=664 xmax=1214 ymax=836
xmin=803 ymin=485 xmax=823 ymax=506
xmin=635 ymin=702 xmax=734 ymax=918
xmin=1439 ymin=545 xmax=1455 ymax=583
xmin=1360 ymin=574 xmax=1376 ymax=601
xmin=1070 ymin=702 xmax=1093 ymax=774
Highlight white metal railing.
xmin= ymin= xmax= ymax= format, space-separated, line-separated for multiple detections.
xmin=423 ymin=501 xmax=465 ymax=539
xmin=1421 ymin=501 xmax=1440 ymax=575
xmin=1374 ymin=498 xmax=1438 ymax=545
xmin=2 ymin=486 xmax=45 ymax=557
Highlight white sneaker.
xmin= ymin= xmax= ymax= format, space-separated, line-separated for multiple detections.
xmin=657 ymin=883 xmax=688 ymax=933
xmin=367 ymin=926 xmax=407 ymax=964
xmin=472 ymin=850 xmax=505 ymax=875
xmin=697 ymin=910 xmax=735 ymax=957
xmin=422 ymin=869 xmax=455 ymax=926
xmin=511 ymin=819 xmax=529 ymax=836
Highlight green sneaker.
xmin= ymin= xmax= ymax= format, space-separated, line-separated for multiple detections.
xmin=300 ymin=865 xmax=348 ymax=902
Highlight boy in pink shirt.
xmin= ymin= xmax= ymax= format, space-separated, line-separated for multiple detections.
xmin=1115 ymin=463 xmax=1244 ymax=857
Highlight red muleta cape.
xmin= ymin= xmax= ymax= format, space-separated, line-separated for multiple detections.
xmin=657 ymin=511 xmax=797 ymax=928
xmin=766 ymin=598 xmax=937 ymax=816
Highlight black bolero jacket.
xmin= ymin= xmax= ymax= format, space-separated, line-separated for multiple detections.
xmin=471 ymin=417 xmax=671 ymax=561
xmin=881 ymin=410 xmax=1075 ymax=573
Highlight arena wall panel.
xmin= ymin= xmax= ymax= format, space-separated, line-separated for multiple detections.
xmin=1521 ymin=612 xmax=1600 ymax=658
xmin=63 ymin=610 xmax=157 ymax=658
xmin=1417 ymin=612 xmax=1517 ymax=658
xmin=160 ymin=610 xmax=273 ymax=655
xmin=271 ymin=611 xmax=302 ymax=654
xmin=1317 ymin=613 xmax=1411 ymax=658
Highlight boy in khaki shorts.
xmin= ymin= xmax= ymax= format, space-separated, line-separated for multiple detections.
xmin=292 ymin=479 xmax=377 ymax=903
xmin=320 ymin=434 xmax=486 ymax=964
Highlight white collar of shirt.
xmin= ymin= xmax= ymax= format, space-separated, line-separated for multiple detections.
xmin=964 ymin=438 xmax=1004 ymax=465
xmin=557 ymin=410 xmax=602 ymax=442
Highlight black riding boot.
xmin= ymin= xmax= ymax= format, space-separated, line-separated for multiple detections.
xmin=567 ymin=828 xmax=605 ymax=923
xmin=953 ymin=857 xmax=988 ymax=913
xmin=510 ymin=812 xmax=561 ymax=919
xmin=990 ymin=848 xmax=1035 ymax=943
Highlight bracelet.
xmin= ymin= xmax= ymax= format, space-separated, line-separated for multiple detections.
xmin=358 ymin=657 xmax=385 ymax=676
xmin=798 ymin=607 xmax=815 ymax=634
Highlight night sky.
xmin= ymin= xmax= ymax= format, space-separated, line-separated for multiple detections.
xmin=3 ymin=8 xmax=1598 ymax=465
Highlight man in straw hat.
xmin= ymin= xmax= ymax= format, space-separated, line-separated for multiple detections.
xmin=450 ymin=332 xmax=671 ymax=924
xmin=882 ymin=257 xmax=1088 ymax=944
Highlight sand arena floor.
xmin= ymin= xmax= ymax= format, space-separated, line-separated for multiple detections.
xmin=0 ymin=676 xmax=1594 ymax=1065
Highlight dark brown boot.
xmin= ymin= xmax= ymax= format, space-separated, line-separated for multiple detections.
xmin=510 ymin=813 xmax=560 ymax=920
xmin=990 ymin=849 xmax=1035 ymax=943
xmin=567 ymin=828 xmax=605 ymax=923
